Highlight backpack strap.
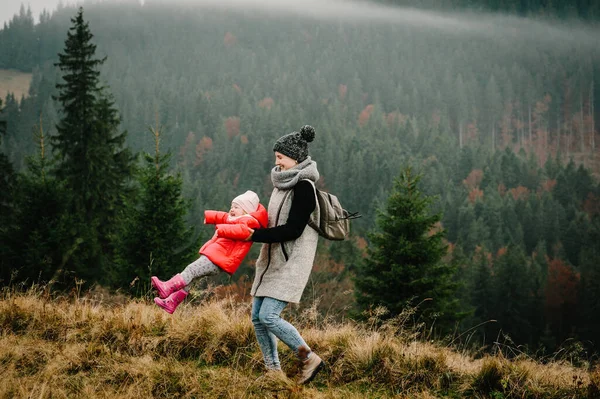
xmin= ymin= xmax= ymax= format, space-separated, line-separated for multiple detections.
xmin=302 ymin=179 xmax=320 ymax=232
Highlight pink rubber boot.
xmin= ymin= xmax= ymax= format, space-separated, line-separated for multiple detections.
xmin=154 ymin=289 xmax=188 ymax=314
xmin=151 ymin=274 xmax=186 ymax=299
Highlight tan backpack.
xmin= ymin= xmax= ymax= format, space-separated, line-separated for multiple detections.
xmin=305 ymin=181 xmax=361 ymax=241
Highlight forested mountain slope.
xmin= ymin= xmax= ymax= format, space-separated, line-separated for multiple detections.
xmin=1 ymin=0 xmax=599 ymax=353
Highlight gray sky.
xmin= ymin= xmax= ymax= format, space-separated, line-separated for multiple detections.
xmin=1 ymin=0 xmax=598 ymax=52
xmin=1 ymin=0 xmax=73 ymax=26
xmin=1 ymin=0 xmax=487 ymax=30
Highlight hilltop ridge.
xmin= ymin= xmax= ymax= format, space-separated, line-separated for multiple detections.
xmin=0 ymin=288 xmax=596 ymax=398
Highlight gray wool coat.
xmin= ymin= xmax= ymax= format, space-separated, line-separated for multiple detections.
xmin=251 ymin=182 xmax=320 ymax=303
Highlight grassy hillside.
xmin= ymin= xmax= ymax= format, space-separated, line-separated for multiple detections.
xmin=0 ymin=69 xmax=32 ymax=102
xmin=0 ymin=287 xmax=597 ymax=399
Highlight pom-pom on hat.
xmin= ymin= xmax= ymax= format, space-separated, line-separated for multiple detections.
xmin=232 ymin=190 xmax=259 ymax=214
xmin=273 ymin=125 xmax=315 ymax=163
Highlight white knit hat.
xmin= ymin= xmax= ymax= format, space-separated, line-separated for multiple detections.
xmin=232 ymin=190 xmax=259 ymax=214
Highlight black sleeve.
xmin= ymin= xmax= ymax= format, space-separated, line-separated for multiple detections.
xmin=251 ymin=180 xmax=316 ymax=243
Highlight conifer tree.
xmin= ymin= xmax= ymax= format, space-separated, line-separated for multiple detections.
xmin=466 ymin=248 xmax=496 ymax=339
xmin=4 ymin=118 xmax=69 ymax=286
xmin=354 ymin=167 xmax=460 ymax=330
xmin=578 ymin=219 xmax=600 ymax=345
xmin=52 ymin=8 xmax=133 ymax=284
xmin=490 ymin=246 xmax=538 ymax=347
xmin=0 ymin=99 xmax=18 ymax=285
xmin=0 ymin=98 xmax=11 ymax=215
xmin=111 ymin=121 xmax=199 ymax=293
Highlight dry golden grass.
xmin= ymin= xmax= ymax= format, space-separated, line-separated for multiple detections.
xmin=0 ymin=69 xmax=32 ymax=101
xmin=0 ymin=287 xmax=596 ymax=399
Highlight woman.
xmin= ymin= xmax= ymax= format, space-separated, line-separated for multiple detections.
xmin=245 ymin=124 xmax=324 ymax=384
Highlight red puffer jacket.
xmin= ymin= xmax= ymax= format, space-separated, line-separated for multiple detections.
xmin=199 ymin=204 xmax=268 ymax=274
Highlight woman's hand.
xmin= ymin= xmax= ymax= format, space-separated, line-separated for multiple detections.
xmin=245 ymin=228 xmax=254 ymax=241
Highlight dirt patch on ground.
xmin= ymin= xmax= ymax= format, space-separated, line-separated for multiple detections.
xmin=0 ymin=69 xmax=32 ymax=102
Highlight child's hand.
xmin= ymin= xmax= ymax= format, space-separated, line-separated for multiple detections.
xmin=244 ymin=228 xmax=254 ymax=241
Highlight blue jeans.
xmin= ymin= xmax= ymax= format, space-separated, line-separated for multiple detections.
xmin=251 ymin=296 xmax=309 ymax=370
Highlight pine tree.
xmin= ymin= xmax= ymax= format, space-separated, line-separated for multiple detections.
xmin=52 ymin=8 xmax=133 ymax=284
xmin=0 ymin=98 xmax=19 ymax=285
xmin=4 ymin=118 xmax=70 ymax=287
xmin=491 ymin=246 xmax=538 ymax=347
xmin=354 ymin=167 xmax=460 ymax=330
xmin=0 ymin=98 xmax=12 ymax=216
xmin=578 ymin=218 xmax=600 ymax=345
xmin=111 ymin=122 xmax=199 ymax=293
xmin=467 ymin=248 xmax=497 ymax=344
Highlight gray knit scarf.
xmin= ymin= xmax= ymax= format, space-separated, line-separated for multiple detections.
xmin=271 ymin=156 xmax=320 ymax=190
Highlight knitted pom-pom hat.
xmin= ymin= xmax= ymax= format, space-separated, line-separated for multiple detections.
xmin=232 ymin=190 xmax=259 ymax=214
xmin=273 ymin=125 xmax=315 ymax=163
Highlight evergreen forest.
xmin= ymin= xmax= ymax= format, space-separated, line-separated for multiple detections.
xmin=1 ymin=0 xmax=599 ymax=357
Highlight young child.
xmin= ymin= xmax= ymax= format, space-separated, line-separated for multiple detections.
xmin=151 ymin=190 xmax=268 ymax=314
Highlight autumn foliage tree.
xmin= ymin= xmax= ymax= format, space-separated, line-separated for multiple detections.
xmin=544 ymin=258 xmax=580 ymax=342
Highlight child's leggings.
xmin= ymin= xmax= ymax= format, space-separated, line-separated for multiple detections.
xmin=180 ymin=255 xmax=221 ymax=291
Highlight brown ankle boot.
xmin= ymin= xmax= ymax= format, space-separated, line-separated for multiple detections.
xmin=297 ymin=346 xmax=324 ymax=384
